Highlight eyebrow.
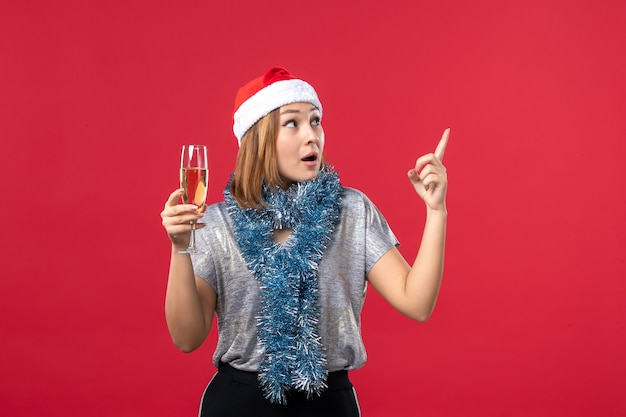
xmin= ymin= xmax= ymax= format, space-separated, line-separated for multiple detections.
xmin=279 ymin=106 xmax=320 ymax=115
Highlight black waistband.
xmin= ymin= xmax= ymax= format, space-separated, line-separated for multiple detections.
xmin=218 ymin=362 xmax=353 ymax=392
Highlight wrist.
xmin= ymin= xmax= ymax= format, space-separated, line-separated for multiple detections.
xmin=426 ymin=207 xmax=448 ymax=217
xmin=171 ymin=242 xmax=191 ymax=254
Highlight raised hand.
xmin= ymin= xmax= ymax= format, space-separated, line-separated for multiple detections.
xmin=407 ymin=128 xmax=449 ymax=212
xmin=160 ymin=188 xmax=206 ymax=250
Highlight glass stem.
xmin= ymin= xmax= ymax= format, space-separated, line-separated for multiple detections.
xmin=189 ymin=227 xmax=196 ymax=251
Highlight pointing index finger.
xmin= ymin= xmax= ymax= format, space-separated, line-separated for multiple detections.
xmin=434 ymin=128 xmax=450 ymax=162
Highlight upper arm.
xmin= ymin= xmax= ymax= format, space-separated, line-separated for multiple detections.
xmin=195 ymin=275 xmax=217 ymax=336
xmin=366 ymin=246 xmax=413 ymax=317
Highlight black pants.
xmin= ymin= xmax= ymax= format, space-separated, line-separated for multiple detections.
xmin=199 ymin=363 xmax=361 ymax=417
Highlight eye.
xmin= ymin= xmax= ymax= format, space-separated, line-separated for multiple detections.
xmin=311 ymin=117 xmax=321 ymax=126
xmin=282 ymin=120 xmax=297 ymax=128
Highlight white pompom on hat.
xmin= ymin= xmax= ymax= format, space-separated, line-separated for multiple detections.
xmin=232 ymin=67 xmax=322 ymax=146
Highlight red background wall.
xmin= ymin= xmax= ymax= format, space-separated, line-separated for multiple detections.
xmin=1 ymin=1 xmax=625 ymax=416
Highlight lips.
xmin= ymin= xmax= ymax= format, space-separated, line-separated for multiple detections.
xmin=301 ymin=152 xmax=318 ymax=162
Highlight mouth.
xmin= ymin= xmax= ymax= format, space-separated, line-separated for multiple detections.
xmin=301 ymin=152 xmax=318 ymax=163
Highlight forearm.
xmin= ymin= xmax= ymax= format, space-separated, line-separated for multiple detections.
xmin=164 ymin=248 xmax=211 ymax=352
xmin=366 ymin=129 xmax=449 ymax=321
xmin=405 ymin=209 xmax=447 ymax=321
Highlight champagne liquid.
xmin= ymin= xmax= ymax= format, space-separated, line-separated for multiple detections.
xmin=181 ymin=168 xmax=209 ymax=210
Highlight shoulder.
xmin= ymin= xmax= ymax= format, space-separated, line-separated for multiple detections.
xmin=341 ymin=187 xmax=369 ymax=204
xmin=341 ymin=187 xmax=378 ymax=211
xmin=205 ymin=200 xmax=227 ymax=212
xmin=340 ymin=186 xmax=392 ymax=229
xmin=202 ymin=201 xmax=230 ymax=226
xmin=204 ymin=201 xmax=227 ymax=215
xmin=339 ymin=187 xmax=385 ymax=224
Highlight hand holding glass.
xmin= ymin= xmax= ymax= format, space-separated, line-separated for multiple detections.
xmin=179 ymin=144 xmax=209 ymax=254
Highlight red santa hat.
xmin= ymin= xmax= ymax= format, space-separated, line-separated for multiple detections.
xmin=232 ymin=67 xmax=322 ymax=146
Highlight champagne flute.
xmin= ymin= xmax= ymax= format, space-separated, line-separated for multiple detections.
xmin=178 ymin=144 xmax=209 ymax=254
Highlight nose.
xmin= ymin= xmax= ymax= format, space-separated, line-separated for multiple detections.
xmin=304 ymin=125 xmax=319 ymax=145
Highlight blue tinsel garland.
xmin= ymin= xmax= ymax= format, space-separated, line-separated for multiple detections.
xmin=224 ymin=166 xmax=343 ymax=404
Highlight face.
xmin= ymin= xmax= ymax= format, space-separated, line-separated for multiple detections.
xmin=276 ymin=102 xmax=325 ymax=184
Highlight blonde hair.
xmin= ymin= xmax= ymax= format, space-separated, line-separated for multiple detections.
xmin=230 ymin=110 xmax=283 ymax=208
xmin=229 ymin=108 xmax=325 ymax=209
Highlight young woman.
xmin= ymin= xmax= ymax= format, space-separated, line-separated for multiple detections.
xmin=160 ymin=67 xmax=449 ymax=416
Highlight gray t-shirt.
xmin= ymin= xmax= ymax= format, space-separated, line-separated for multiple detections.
xmin=191 ymin=187 xmax=398 ymax=372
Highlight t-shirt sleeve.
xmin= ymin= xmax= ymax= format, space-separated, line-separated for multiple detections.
xmin=362 ymin=193 xmax=400 ymax=273
xmin=189 ymin=206 xmax=220 ymax=294
xmin=190 ymin=250 xmax=218 ymax=293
